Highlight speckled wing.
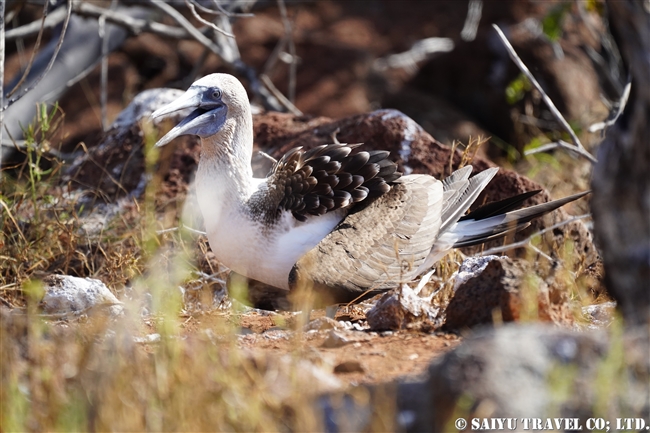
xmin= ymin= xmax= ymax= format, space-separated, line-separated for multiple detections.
xmin=289 ymin=175 xmax=443 ymax=304
xmin=265 ymin=144 xmax=401 ymax=222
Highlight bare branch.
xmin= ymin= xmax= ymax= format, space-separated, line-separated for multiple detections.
xmin=189 ymin=0 xmax=254 ymax=18
xmin=525 ymin=139 xmax=594 ymax=158
xmin=262 ymin=36 xmax=288 ymax=76
xmin=4 ymin=6 xmax=68 ymax=41
xmin=147 ymin=0 xmax=225 ymax=59
xmin=185 ymin=0 xmax=235 ymax=38
xmin=492 ymin=24 xmax=597 ymax=164
xmin=100 ymin=0 xmax=119 ymax=131
xmin=588 ymin=79 xmax=632 ymax=133
xmin=4 ymin=0 xmax=73 ymax=111
xmin=277 ymin=0 xmax=297 ymax=103
xmin=212 ymin=0 xmax=254 ymax=17
xmin=72 ymin=2 xmax=188 ymax=39
xmin=260 ymin=74 xmax=303 ymax=116
xmin=373 ymin=37 xmax=454 ymax=73
xmin=461 ymin=0 xmax=482 ymax=42
xmin=6 ymin=1 xmax=50 ymax=99
xmin=479 ymin=213 xmax=591 ymax=257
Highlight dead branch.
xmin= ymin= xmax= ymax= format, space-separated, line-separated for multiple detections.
xmin=373 ymin=37 xmax=454 ymax=73
xmin=147 ymin=0 xmax=225 ymax=58
xmin=100 ymin=0 xmax=119 ymax=131
xmin=72 ymin=2 xmax=187 ymax=39
xmin=461 ymin=0 xmax=482 ymax=41
xmin=5 ymin=1 xmax=49 ymax=99
xmin=277 ymin=0 xmax=297 ymax=103
xmin=185 ymin=0 xmax=235 ymax=38
xmin=260 ymin=74 xmax=303 ymax=116
xmin=189 ymin=0 xmax=254 ymax=18
xmin=588 ymin=80 xmax=631 ymax=133
xmin=492 ymin=24 xmax=597 ymax=164
xmin=3 ymin=0 xmax=73 ymax=111
xmin=4 ymin=5 xmax=68 ymax=41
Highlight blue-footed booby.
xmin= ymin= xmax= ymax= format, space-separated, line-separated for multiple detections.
xmin=151 ymin=73 xmax=588 ymax=306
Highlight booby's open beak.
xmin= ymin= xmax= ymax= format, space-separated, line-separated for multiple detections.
xmin=151 ymin=86 xmax=226 ymax=147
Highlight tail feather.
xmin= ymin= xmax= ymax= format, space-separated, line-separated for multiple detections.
xmin=440 ymin=167 xmax=499 ymax=233
xmin=459 ymin=189 xmax=542 ymax=222
xmin=450 ymin=190 xmax=590 ymax=248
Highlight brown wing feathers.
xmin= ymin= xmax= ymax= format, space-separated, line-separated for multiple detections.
xmin=269 ymin=144 xmax=401 ymax=221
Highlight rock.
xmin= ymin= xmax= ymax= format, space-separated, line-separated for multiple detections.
xmin=321 ymin=329 xmax=371 ymax=348
xmin=304 ymin=317 xmax=344 ymax=332
xmin=443 ymin=257 xmax=574 ymax=330
xmin=366 ymin=284 xmax=441 ymax=331
xmin=40 ymin=275 xmax=122 ymax=316
xmin=417 ymin=324 xmax=650 ymax=432
xmin=63 ymin=88 xmax=194 ymax=203
xmin=452 ymin=255 xmax=502 ymax=291
xmin=581 ymin=302 xmax=616 ymax=330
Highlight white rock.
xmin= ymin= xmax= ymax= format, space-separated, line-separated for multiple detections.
xmin=452 ymin=255 xmax=502 ymax=291
xmin=40 ymin=275 xmax=123 ymax=316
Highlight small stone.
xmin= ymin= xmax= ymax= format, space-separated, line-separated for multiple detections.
xmin=366 ymin=284 xmax=440 ymax=331
xmin=40 ymin=275 xmax=122 ymax=317
xmin=303 ymin=316 xmax=343 ymax=332
xmin=321 ymin=330 xmax=370 ymax=348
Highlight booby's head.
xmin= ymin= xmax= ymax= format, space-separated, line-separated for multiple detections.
xmin=151 ymin=73 xmax=249 ymax=147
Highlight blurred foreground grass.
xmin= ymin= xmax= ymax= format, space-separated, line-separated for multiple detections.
xmin=0 ymin=108 xmax=270 ymax=430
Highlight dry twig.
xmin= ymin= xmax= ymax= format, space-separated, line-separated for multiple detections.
xmin=185 ymin=0 xmax=235 ymax=38
xmin=461 ymin=0 xmax=482 ymax=41
xmin=146 ymin=0 xmax=225 ymax=58
xmin=73 ymin=2 xmax=187 ymax=38
xmin=4 ymin=0 xmax=73 ymax=111
xmin=4 ymin=6 xmax=68 ymax=41
xmin=492 ymin=24 xmax=597 ymax=164
xmin=100 ymin=0 xmax=119 ymax=131
xmin=277 ymin=0 xmax=298 ymax=103
xmin=588 ymin=80 xmax=631 ymax=134
xmin=6 ymin=1 xmax=50 ymax=99
xmin=260 ymin=74 xmax=303 ymax=115
xmin=190 ymin=0 xmax=254 ymax=18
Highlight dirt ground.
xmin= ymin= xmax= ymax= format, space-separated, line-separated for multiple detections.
xmin=176 ymin=309 xmax=463 ymax=385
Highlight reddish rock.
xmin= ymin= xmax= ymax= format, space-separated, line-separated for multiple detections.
xmin=443 ymin=257 xmax=577 ymax=330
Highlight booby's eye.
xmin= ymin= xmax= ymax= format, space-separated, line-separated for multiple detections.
xmin=212 ymin=89 xmax=223 ymax=99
